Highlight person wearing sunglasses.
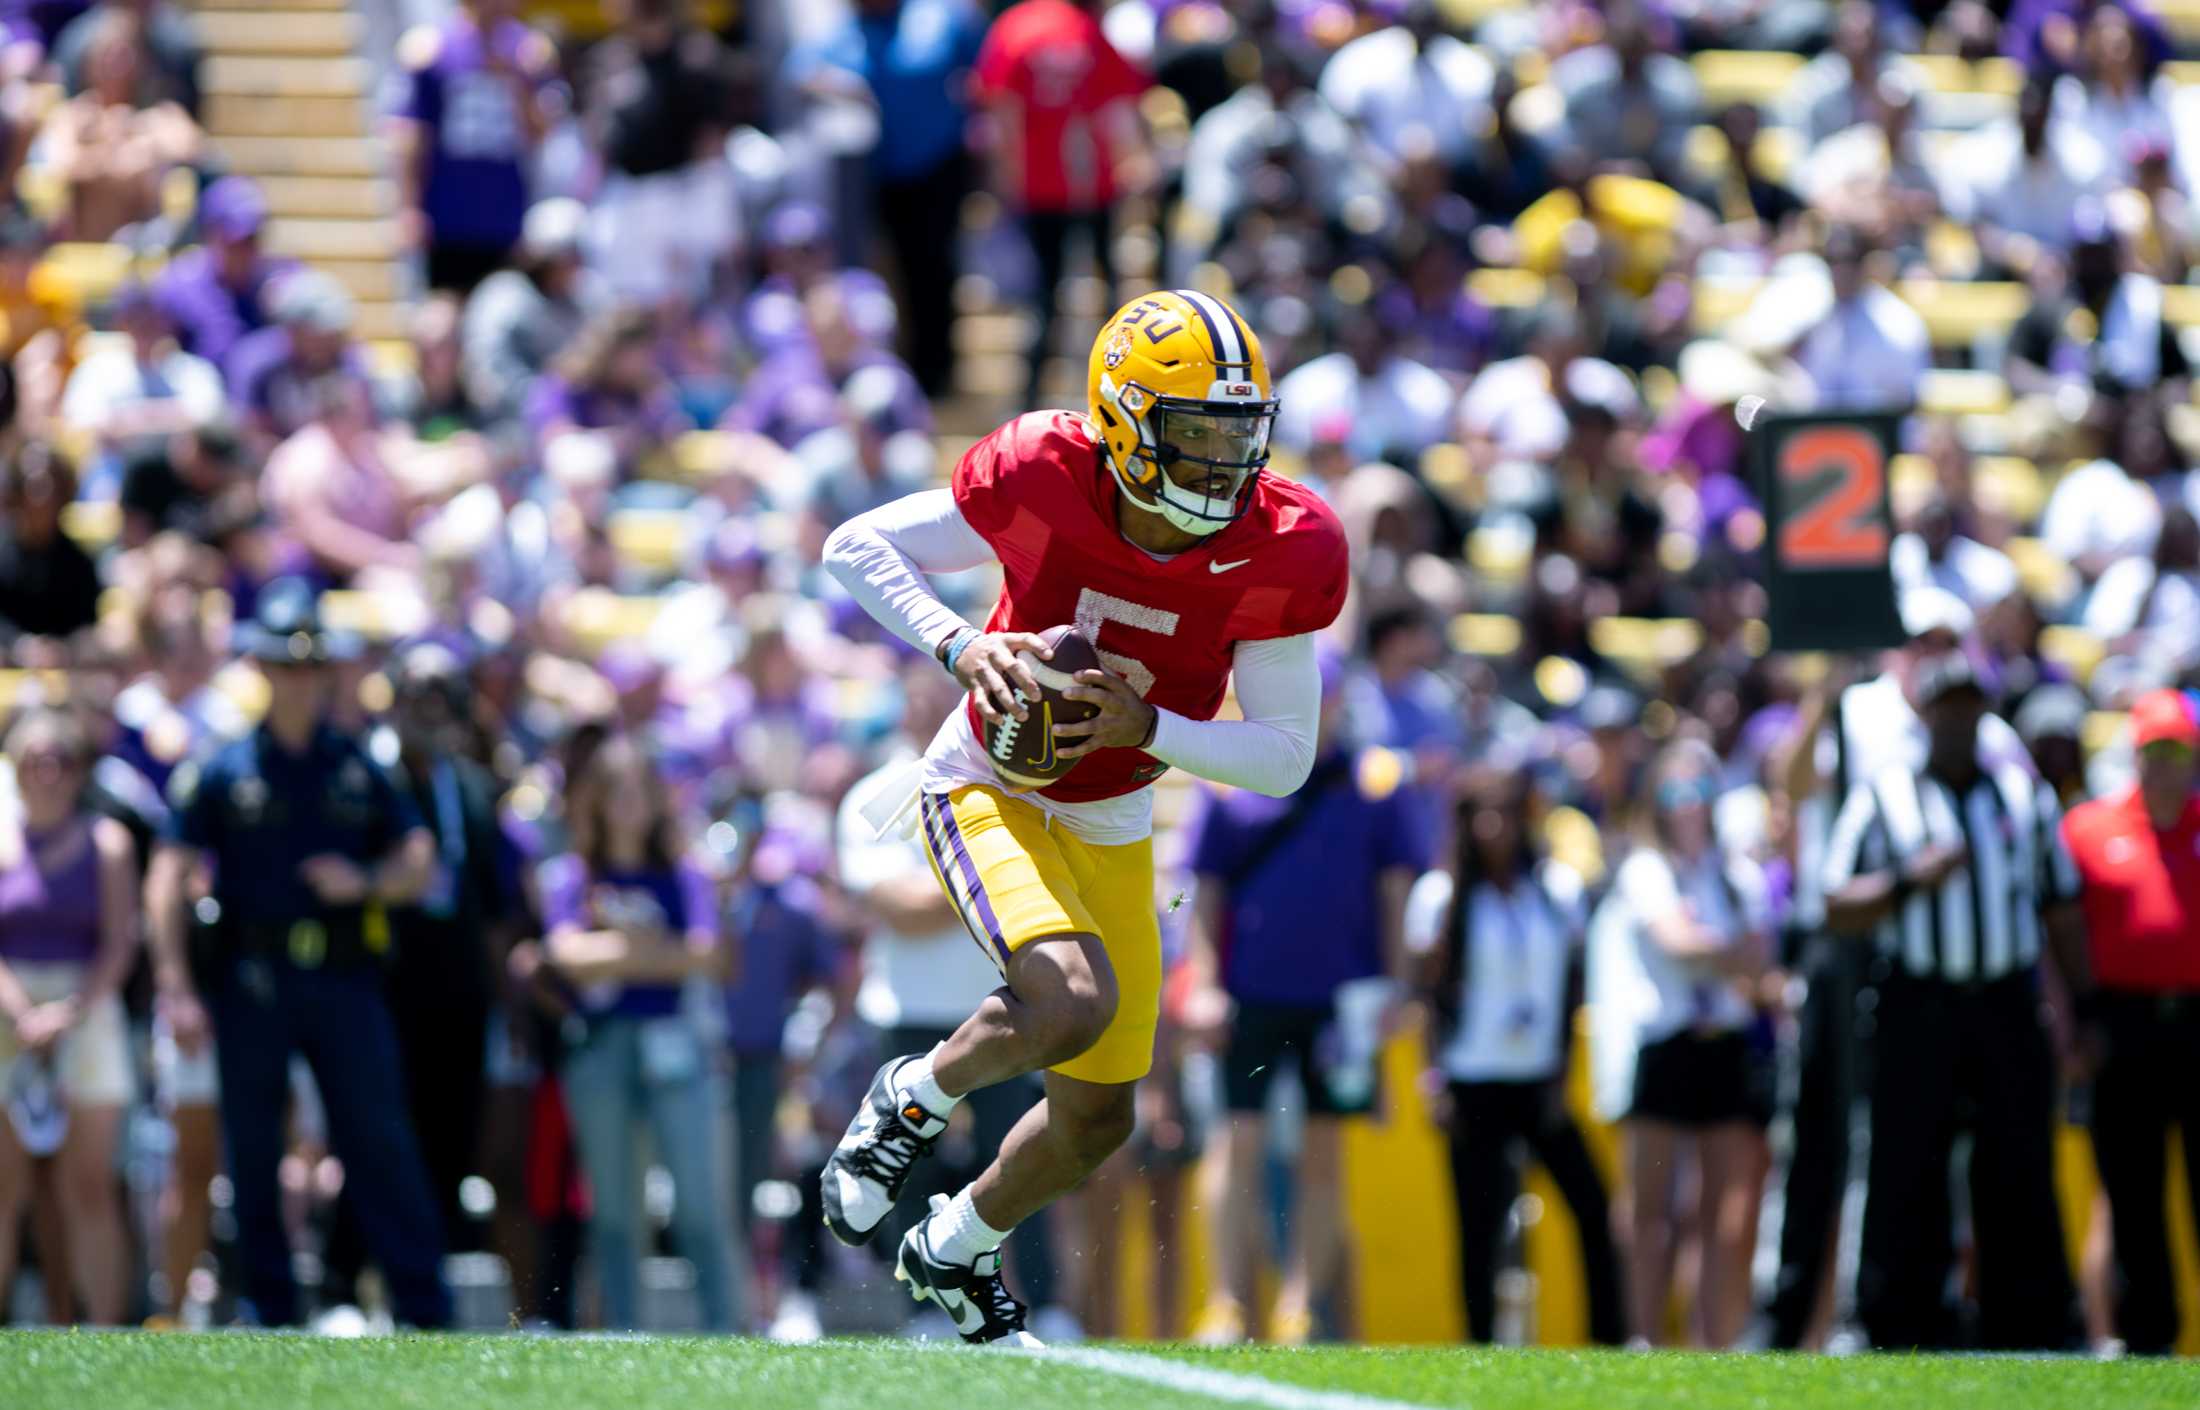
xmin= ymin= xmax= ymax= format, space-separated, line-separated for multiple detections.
xmin=0 ymin=708 xmax=140 ymax=1324
xmin=1594 ymin=738 xmax=1773 ymax=1348
xmin=2059 ymin=688 xmax=2200 ymax=1354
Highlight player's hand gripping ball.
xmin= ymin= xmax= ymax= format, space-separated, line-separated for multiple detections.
xmin=970 ymin=625 xmax=1105 ymax=789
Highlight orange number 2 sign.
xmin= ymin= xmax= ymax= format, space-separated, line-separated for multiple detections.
xmin=1778 ymin=426 xmax=1890 ymax=568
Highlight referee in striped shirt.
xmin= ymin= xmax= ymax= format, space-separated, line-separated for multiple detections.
xmin=1823 ymin=653 xmax=2087 ymax=1351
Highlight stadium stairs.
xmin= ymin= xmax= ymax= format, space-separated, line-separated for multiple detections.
xmin=191 ymin=0 xmax=409 ymax=343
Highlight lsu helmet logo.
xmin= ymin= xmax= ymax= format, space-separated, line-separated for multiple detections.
xmin=1103 ymin=327 xmax=1134 ymax=370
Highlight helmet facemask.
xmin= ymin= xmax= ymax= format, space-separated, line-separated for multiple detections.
xmin=1106 ymin=381 xmax=1277 ymax=537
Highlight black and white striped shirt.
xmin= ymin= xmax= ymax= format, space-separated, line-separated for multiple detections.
xmin=1822 ymin=755 xmax=2080 ymax=983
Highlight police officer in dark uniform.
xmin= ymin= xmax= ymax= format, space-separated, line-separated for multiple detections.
xmin=143 ymin=579 xmax=452 ymax=1328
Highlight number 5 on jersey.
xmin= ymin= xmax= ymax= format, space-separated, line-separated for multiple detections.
xmin=1075 ymin=589 xmax=1180 ymax=698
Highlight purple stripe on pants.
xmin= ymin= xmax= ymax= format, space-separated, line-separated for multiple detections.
xmin=923 ymin=794 xmax=1011 ymax=965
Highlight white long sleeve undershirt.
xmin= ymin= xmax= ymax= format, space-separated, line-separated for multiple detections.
xmin=822 ymin=490 xmax=1320 ymax=804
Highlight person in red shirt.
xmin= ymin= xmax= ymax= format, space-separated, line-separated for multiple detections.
xmin=971 ymin=0 xmax=1151 ymax=406
xmin=2061 ymin=687 xmax=2200 ymax=1355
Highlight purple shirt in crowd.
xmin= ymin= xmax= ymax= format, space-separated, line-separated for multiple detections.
xmin=539 ymin=852 xmax=715 ymax=1019
xmin=722 ymin=349 xmax=929 ymax=449
xmin=1188 ymin=752 xmax=1429 ymax=1007
xmin=739 ymin=271 xmax=900 ymax=358
xmin=154 ymin=248 xmax=295 ymax=374
xmin=721 ymin=877 xmax=837 ymax=1057
xmin=223 ymin=328 xmax=371 ymax=440
xmin=523 ymin=375 xmax=688 ymax=450
xmin=1640 ymin=393 xmax=1758 ymax=536
xmin=0 ymin=821 xmax=102 ymax=966
xmin=1375 ymin=282 xmax=1497 ymax=378
xmin=399 ymin=13 xmax=545 ymax=250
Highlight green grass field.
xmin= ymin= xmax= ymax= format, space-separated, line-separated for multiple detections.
xmin=3 ymin=1332 xmax=2197 ymax=1410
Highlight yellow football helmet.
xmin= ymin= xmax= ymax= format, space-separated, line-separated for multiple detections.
xmin=1086 ymin=289 xmax=1277 ymax=537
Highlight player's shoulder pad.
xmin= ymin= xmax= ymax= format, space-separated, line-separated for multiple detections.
xmin=1260 ymin=473 xmax=1348 ymax=565
xmin=955 ymin=409 xmax=1096 ymax=501
xmin=397 ymin=23 xmax=443 ymax=72
xmin=1254 ymin=475 xmax=1349 ymax=633
xmin=999 ymin=408 xmax=1099 ymax=471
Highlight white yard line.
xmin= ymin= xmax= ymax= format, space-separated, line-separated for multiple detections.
xmin=1028 ymin=1345 xmax=1448 ymax=1410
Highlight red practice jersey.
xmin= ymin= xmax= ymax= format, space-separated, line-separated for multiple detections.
xmin=953 ymin=411 xmax=1349 ymax=804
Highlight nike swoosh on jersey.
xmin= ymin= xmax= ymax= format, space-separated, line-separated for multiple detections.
xmin=1208 ymin=558 xmax=1252 ymax=573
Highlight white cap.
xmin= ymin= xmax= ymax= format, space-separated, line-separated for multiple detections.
xmin=521 ymin=198 xmax=588 ymax=260
xmin=271 ymin=269 xmax=355 ymax=333
xmin=545 ymin=429 xmax=617 ymax=492
xmin=1898 ymin=584 xmax=1975 ymax=642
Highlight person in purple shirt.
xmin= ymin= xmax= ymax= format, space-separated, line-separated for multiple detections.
xmin=723 ymin=281 xmax=928 ymax=451
xmin=2002 ymin=0 xmax=2169 ymax=76
xmin=391 ymin=0 xmax=554 ymax=294
xmin=153 ymin=176 xmax=294 ymax=372
xmin=532 ymin=733 xmax=738 ymax=1331
xmin=221 ymin=268 xmax=371 ymax=453
xmin=0 ymin=708 xmax=139 ymax=1327
xmin=1373 ymin=234 xmax=1498 ymax=382
xmin=524 ymin=305 xmax=688 ymax=477
xmin=737 ymin=202 xmax=900 ymax=359
xmin=1180 ymin=658 xmax=1428 ymax=1342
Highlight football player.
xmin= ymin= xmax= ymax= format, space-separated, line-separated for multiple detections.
xmin=820 ymin=289 xmax=1347 ymax=1345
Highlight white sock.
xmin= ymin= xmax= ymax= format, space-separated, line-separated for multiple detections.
xmin=896 ymin=1044 xmax=963 ymax=1119
xmin=927 ymin=1187 xmax=1009 ymax=1266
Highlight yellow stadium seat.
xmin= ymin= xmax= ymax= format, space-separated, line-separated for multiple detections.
xmin=1589 ymin=616 xmax=1703 ymax=668
xmin=60 ymin=500 xmax=119 ymax=553
xmin=1466 ymin=267 xmax=1546 ymax=309
xmin=2039 ymin=624 xmax=2107 ymax=686
xmin=1691 ymin=281 xmax=1757 ymax=333
xmin=2083 ymin=711 xmax=2130 ymax=757
xmin=2006 ymin=536 xmax=2078 ymax=608
xmin=1437 ymin=0 xmax=1525 ymax=26
xmin=1419 ymin=443 xmax=1478 ymax=508
xmin=609 ymin=509 xmax=688 ymax=575
xmin=524 ymin=0 xmax=734 ymax=39
xmin=1891 ymin=452 xmax=1937 ymax=505
xmin=366 ymin=339 xmax=419 ymax=381
xmin=317 ymin=589 xmax=428 ymax=641
xmin=1540 ymin=804 xmax=1607 ymax=886
xmin=2158 ymin=0 xmax=2200 ymax=43
xmin=1448 ymin=612 xmax=1523 ymax=658
xmin=0 ymin=669 xmax=69 ymax=711
xmin=1972 ymin=456 xmax=2048 ymax=524
xmin=33 ymin=243 xmax=156 ymax=310
xmin=1690 ymin=50 xmax=1805 ymax=107
xmin=15 ymin=165 xmax=62 ymax=224
xmin=2162 ymin=284 xmax=2200 ymax=327
xmin=1467 ymin=528 xmax=1530 ymax=585
xmin=562 ymin=588 xmax=665 ymax=655
xmin=665 ymin=430 xmax=742 ymax=486
xmin=1904 ymin=54 xmax=2023 ymax=95
xmin=1917 ymin=368 xmax=2012 ymax=418
xmin=211 ymin=659 xmax=271 ymax=723
xmin=1695 ymin=279 xmax=2031 ymax=347
xmin=1896 ymin=280 xmax=2028 ymax=345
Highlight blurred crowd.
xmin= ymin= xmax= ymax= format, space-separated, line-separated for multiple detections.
xmin=0 ymin=0 xmax=2198 ymax=1356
